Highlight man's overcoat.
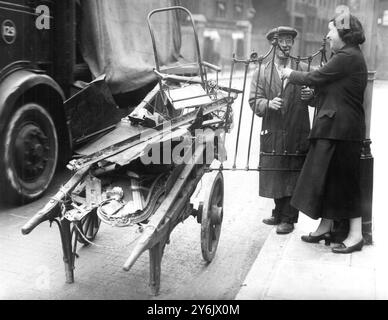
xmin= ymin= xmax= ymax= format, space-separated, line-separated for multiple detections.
xmin=249 ymin=59 xmax=311 ymax=199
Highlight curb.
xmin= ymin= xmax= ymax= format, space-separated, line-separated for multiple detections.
xmin=235 ymin=228 xmax=292 ymax=300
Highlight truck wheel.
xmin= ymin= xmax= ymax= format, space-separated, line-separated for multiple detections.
xmin=0 ymin=103 xmax=58 ymax=204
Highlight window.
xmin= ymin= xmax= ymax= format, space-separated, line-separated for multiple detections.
xmin=383 ymin=10 xmax=388 ymax=26
xmin=234 ymin=0 xmax=243 ymax=19
xmin=232 ymin=33 xmax=245 ymax=59
xmin=216 ymin=1 xmax=227 ymax=18
xmin=307 ymin=16 xmax=315 ymax=32
xmin=294 ymin=16 xmax=304 ymax=33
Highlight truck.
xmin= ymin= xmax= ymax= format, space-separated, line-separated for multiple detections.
xmin=0 ymin=0 xmax=181 ymax=204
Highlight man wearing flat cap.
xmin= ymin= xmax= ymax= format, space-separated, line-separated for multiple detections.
xmin=249 ymin=26 xmax=314 ymax=234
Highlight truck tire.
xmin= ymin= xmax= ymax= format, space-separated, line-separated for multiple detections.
xmin=0 ymin=103 xmax=58 ymax=205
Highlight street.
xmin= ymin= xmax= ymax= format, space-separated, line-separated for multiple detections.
xmin=1 ymin=73 xmax=386 ymax=300
xmin=0 ymin=73 xmax=275 ymax=300
xmin=0 ymin=0 xmax=385 ymax=304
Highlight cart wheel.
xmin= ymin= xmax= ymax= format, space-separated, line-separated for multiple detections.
xmin=77 ymin=210 xmax=101 ymax=245
xmin=201 ymin=171 xmax=224 ymax=262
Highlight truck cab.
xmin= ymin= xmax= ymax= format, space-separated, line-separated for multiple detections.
xmin=0 ymin=0 xmax=128 ymax=204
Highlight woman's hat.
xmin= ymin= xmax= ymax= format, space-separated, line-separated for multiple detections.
xmin=266 ymin=26 xmax=298 ymax=41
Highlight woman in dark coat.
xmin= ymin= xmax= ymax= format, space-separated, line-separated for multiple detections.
xmin=281 ymin=14 xmax=367 ymax=254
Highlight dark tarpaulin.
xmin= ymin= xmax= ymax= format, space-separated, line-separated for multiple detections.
xmin=80 ymin=0 xmax=182 ymax=94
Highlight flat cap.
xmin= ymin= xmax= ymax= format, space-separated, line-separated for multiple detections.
xmin=266 ymin=26 xmax=298 ymax=41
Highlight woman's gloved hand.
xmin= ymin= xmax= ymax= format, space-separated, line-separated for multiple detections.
xmin=301 ymin=86 xmax=315 ymax=101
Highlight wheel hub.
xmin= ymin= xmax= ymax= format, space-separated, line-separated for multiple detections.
xmin=210 ymin=205 xmax=223 ymax=225
xmin=15 ymin=124 xmax=50 ymax=181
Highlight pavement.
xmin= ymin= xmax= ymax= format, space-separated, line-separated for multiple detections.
xmin=235 ymin=215 xmax=388 ymax=300
xmin=235 ymin=80 xmax=388 ymax=301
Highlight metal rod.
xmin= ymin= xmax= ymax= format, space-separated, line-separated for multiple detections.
xmin=307 ymin=56 xmax=312 ymax=73
xmin=222 ymin=57 xmax=236 ymax=172
xmin=147 ymin=6 xmax=206 ymax=91
xmin=280 ymin=57 xmax=288 ymax=154
xmin=267 ymin=37 xmax=278 ymax=154
xmin=245 ymin=58 xmax=263 ymax=170
xmin=217 ymin=167 xmax=302 ymax=172
xmin=260 ymin=152 xmax=306 ymax=157
xmin=293 ymin=56 xmax=302 ymax=153
xmin=295 ymin=56 xmax=301 ymax=70
xmin=227 ymin=55 xmax=236 ymax=100
xmin=257 ymin=167 xmax=302 ymax=172
xmin=232 ymin=61 xmax=250 ymax=170
xmin=312 ymin=37 xmax=327 ymax=122
xmin=171 ymin=93 xmax=212 ymax=103
xmin=256 ymin=37 xmax=278 ymax=171
xmin=288 ymin=49 xmax=322 ymax=61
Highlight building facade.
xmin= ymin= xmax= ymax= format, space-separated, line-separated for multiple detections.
xmin=377 ymin=0 xmax=388 ymax=79
xmin=250 ymin=0 xmax=291 ymax=56
xmin=250 ymin=0 xmax=379 ymax=71
xmin=180 ymin=0 xmax=255 ymax=68
xmin=251 ymin=0 xmax=350 ymax=57
xmin=179 ymin=0 xmax=382 ymax=76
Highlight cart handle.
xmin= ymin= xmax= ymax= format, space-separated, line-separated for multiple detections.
xmin=21 ymin=200 xmax=62 ymax=235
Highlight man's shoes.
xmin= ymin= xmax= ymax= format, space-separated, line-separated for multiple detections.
xmin=262 ymin=216 xmax=280 ymax=225
xmin=276 ymin=222 xmax=294 ymax=234
xmin=332 ymin=239 xmax=364 ymax=254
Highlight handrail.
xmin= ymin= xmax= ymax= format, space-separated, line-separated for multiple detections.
xmin=227 ymin=31 xmax=328 ymax=171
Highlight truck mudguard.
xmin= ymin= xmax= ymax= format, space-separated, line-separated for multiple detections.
xmin=0 ymin=69 xmax=65 ymax=134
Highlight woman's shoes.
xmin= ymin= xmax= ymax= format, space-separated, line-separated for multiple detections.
xmin=301 ymin=233 xmax=364 ymax=253
xmin=332 ymin=239 xmax=364 ymax=254
xmin=301 ymin=232 xmax=332 ymax=246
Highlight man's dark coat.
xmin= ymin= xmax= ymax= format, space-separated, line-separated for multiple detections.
xmin=249 ymin=59 xmax=311 ymax=199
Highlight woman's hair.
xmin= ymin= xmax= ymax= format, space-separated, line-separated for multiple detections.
xmin=331 ymin=13 xmax=366 ymax=45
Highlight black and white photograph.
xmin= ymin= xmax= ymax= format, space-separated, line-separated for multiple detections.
xmin=0 ymin=0 xmax=387 ymax=306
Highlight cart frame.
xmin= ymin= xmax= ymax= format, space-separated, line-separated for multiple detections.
xmin=21 ymin=6 xmax=239 ymax=295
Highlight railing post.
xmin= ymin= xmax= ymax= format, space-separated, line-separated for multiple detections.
xmin=360 ymin=70 xmax=375 ymax=245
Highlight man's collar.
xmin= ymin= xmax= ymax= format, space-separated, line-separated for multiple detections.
xmin=274 ymin=59 xmax=291 ymax=68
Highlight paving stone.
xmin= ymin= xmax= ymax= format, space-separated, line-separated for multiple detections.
xmin=267 ymin=259 xmax=376 ymax=300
